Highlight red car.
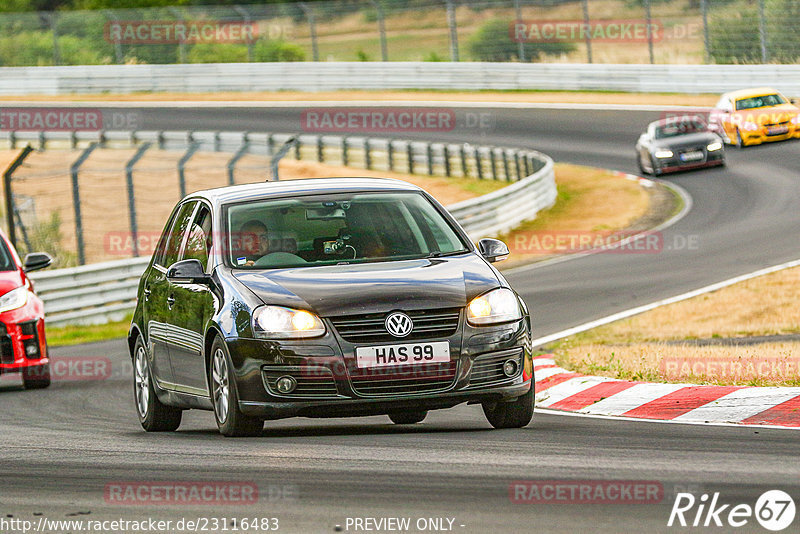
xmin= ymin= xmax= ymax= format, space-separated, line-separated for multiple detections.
xmin=0 ymin=229 xmax=52 ymax=389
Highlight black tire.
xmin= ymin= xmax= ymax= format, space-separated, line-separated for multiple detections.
xmin=22 ymin=363 xmax=50 ymax=389
xmin=735 ymin=128 xmax=745 ymax=148
xmin=209 ymin=337 xmax=263 ymax=437
xmin=133 ymin=336 xmax=182 ymax=432
xmin=649 ymin=156 xmax=662 ymax=176
xmin=482 ymin=384 xmax=534 ymax=429
xmin=388 ymin=410 xmax=427 ymax=424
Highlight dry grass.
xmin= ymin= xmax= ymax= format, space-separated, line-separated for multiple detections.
xmin=0 ymin=91 xmax=720 ymax=107
xmin=497 ymin=164 xmax=651 ymax=269
xmin=554 ymin=265 xmax=800 ymax=386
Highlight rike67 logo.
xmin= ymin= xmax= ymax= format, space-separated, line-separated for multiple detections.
xmin=668 ymin=490 xmax=796 ymax=531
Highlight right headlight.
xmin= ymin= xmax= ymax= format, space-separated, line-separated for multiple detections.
xmin=0 ymin=286 xmax=28 ymax=313
xmin=252 ymin=305 xmax=326 ymax=339
xmin=467 ymin=288 xmax=522 ymax=326
xmin=707 ymin=141 xmax=723 ymax=151
xmin=654 ymin=149 xmax=673 ymax=159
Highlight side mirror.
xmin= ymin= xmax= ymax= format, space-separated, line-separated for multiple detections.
xmin=23 ymin=252 xmax=52 ymax=272
xmin=478 ymin=238 xmax=509 ymax=263
xmin=791 ymin=98 xmax=797 ymax=104
xmin=167 ymin=259 xmax=211 ymax=284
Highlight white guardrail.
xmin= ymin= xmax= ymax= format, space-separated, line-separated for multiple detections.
xmin=2 ymin=62 xmax=800 ymax=95
xmin=22 ymin=129 xmax=555 ymax=327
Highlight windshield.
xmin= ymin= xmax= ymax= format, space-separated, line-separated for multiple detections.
xmin=225 ymin=191 xmax=469 ymax=269
xmin=735 ymin=93 xmax=787 ymax=110
xmin=654 ymin=118 xmax=707 ymax=138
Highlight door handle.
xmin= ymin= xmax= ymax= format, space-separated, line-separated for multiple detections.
xmin=167 ymin=295 xmax=176 ymax=308
xmin=143 ymin=287 xmax=151 ymax=301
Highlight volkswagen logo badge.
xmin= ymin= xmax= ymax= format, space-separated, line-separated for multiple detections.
xmin=385 ymin=312 xmax=413 ymax=338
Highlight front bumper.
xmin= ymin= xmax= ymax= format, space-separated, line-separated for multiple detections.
xmin=739 ymin=125 xmax=800 ymax=145
xmin=0 ymin=300 xmax=48 ymax=375
xmin=225 ymin=314 xmax=533 ymax=420
xmin=654 ymin=150 xmax=724 ymax=174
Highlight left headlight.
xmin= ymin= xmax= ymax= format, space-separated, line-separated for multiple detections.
xmin=707 ymin=141 xmax=723 ymax=151
xmin=654 ymin=149 xmax=673 ymax=159
xmin=467 ymin=288 xmax=522 ymax=326
xmin=0 ymin=286 xmax=28 ymax=313
xmin=252 ymin=305 xmax=325 ymax=339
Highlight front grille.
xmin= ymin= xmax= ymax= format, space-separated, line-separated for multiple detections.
xmin=0 ymin=322 xmax=13 ymax=364
xmin=330 ymin=308 xmax=461 ymax=344
xmin=349 ymin=361 xmax=458 ymax=396
xmin=262 ymin=366 xmax=340 ymax=398
xmin=468 ymin=348 xmax=524 ymax=388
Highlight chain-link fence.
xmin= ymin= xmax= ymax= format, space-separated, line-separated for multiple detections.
xmin=0 ymin=0 xmax=796 ymax=67
xmin=0 ymin=129 xmax=541 ymax=267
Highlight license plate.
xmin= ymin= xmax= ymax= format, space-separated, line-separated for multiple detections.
xmin=680 ymin=151 xmax=704 ymax=162
xmin=768 ymin=125 xmax=788 ymax=135
xmin=355 ymin=341 xmax=450 ymax=369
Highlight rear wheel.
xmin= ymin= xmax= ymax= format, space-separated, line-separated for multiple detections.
xmin=388 ymin=410 xmax=427 ymax=424
xmin=134 ymin=337 xmax=182 ymax=432
xmin=210 ymin=337 xmax=263 ymax=437
xmin=482 ymin=385 xmax=534 ymax=429
xmin=22 ymin=363 xmax=50 ymax=389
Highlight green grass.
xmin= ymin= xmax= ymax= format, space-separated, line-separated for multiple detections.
xmin=46 ymin=314 xmax=131 ymax=347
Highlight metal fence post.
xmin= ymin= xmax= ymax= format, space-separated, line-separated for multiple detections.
xmin=445 ymin=0 xmax=459 ymax=62
xmin=644 ymin=0 xmax=655 ymax=64
xmin=426 ymin=143 xmax=434 ymax=176
xmin=514 ymin=0 xmax=525 ymax=62
xmin=460 ymin=144 xmax=468 ymax=177
xmin=43 ymin=12 xmax=61 ymax=66
xmin=489 ymin=148 xmax=498 ymax=180
xmin=474 ymin=147 xmax=483 ymax=180
xmin=317 ymin=135 xmax=324 ymax=162
xmin=125 ymin=143 xmax=152 ymax=258
xmin=369 ymin=0 xmax=389 ymax=61
xmin=299 ymin=3 xmax=320 ymax=62
xmin=270 ymin=136 xmax=298 ymax=181
xmin=103 ymin=10 xmax=124 ymax=64
xmin=514 ymin=151 xmax=522 ymax=181
xmin=3 ymin=145 xmax=34 ymax=250
xmin=233 ymin=6 xmax=255 ymax=62
xmin=406 ymin=141 xmax=414 ymax=174
xmin=502 ymin=149 xmax=511 ymax=182
xmin=758 ymin=0 xmax=768 ymax=63
xmin=69 ymin=142 xmax=97 ymax=265
xmin=582 ymin=0 xmax=593 ymax=64
xmin=178 ymin=141 xmax=200 ymax=198
xmin=700 ymin=0 xmax=710 ymax=63
xmin=387 ymin=140 xmax=395 ymax=172
xmin=362 ymin=138 xmax=371 ymax=170
xmin=342 ymin=137 xmax=349 ymax=166
xmin=443 ymin=144 xmax=451 ymax=177
xmin=227 ymin=135 xmax=251 ymax=186
xmin=168 ymin=7 xmax=187 ymax=63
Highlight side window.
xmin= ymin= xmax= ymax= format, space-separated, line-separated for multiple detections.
xmin=182 ymin=205 xmax=212 ymax=269
xmin=159 ymin=201 xmax=197 ymax=268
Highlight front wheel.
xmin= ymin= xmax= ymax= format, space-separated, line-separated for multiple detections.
xmin=735 ymin=128 xmax=745 ymax=148
xmin=134 ymin=337 xmax=182 ymax=432
xmin=22 ymin=363 xmax=50 ymax=389
xmin=482 ymin=384 xmax=534 ymax=429
xmin=388 ymin=410 xmax=427 ymax=424
xmin=210 ymin=337 xmax=263 ymax=437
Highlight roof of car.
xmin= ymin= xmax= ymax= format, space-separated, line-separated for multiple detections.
xmin=187 ymin=177 xmax=425 ymax=205
xmin=724 ymin=87 xmax=782 ymax=100
xmin=648 ymin=115 xmax=707 ymax=129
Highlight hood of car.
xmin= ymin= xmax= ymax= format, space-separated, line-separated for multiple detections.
xmin=233 ymin=253 xmax=500 ymax=317
xmin=653 ymin=132 xmax=719 ymax=150
xmin=732 ymin=104 xmax=800 ymax=123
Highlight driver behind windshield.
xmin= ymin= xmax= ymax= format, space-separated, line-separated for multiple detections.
xmin=235 ymin=220 xmax=306 ymax=267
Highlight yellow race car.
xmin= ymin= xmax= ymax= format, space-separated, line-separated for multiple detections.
xmin=708 ymin=87 xmax=800 ymax=147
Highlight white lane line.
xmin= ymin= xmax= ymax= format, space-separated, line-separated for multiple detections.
xmin=530 ymin=257 xmax=800 ymax=348
xmin=579 ymin=383 xmax=685 ymax=416
xmin=535 ymin=376 xmax=615 ymax=408
xmin=534 ymin=366 xmax=572 ymax=381
xmin=674 ymin=387 xmax=800 ymax=423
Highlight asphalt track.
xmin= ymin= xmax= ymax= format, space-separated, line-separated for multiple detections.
xmin=2 ymin=105 xmax=799 ymax=533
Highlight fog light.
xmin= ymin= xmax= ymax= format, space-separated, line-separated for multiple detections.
xmin=25 ymin=343 xmax=38 ymax=357
xmin=503 ymin=359 xmax=519 ymax=377
xmin=275 ymin=376 xmax=297 ymax=394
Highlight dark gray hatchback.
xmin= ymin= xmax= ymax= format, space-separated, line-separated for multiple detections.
xmin=129 ymin=178 xmax=533 ymax=437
